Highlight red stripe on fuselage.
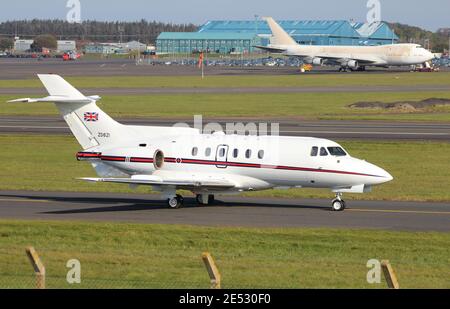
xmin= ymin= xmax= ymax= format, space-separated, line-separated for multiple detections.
xmin=101 ymin=155 xmax=126 ymax=162
xmin=95 ymin=155 xmax=382 ymax=178
xmin=164 ymin=157 xmax=382 ymax=178
xmin=130 ymin=157 xmax=154 ymax=163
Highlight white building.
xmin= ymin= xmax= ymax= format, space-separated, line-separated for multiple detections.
xmin=14 ymin=39 xmax=34 ymax=52
xmin=57 ymin=40 xmax=76 ymax=52
xmin=119 ymin=41 xmax=147 ymax=52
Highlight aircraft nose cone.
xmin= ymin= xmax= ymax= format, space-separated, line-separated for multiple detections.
xmin=378 ymin=167 xmax=393 ymax=183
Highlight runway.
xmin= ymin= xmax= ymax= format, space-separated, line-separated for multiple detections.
xmin=1 ymin=58 xmax=441 ymax=79
xmin=1 ymin=116 xmax=449 ymax=140
xmin=2 ymin=84 xmax=450 ymax=95
xmin=0 ymin=191 xmax=449 ymax=231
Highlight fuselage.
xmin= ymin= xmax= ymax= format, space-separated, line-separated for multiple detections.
xmin=81 ymin=132 xmax=393 ymax=194
xmin=278 ymin=43 xmax=434 ymax=66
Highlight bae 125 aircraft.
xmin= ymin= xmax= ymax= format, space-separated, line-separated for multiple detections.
xmin=257 ymin=17 xmax=434 ymax=71
xmin=9 ymin=75 xmax=393 ymax=211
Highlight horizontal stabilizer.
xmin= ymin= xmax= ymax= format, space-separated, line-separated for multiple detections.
xmin=254 ymin=45 xmax=287 ymax=53
xmin=8 ymin=96 xmax=93 ymax=104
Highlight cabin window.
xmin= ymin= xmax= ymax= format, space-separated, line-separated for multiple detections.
xmin=311 ymin=146 xmax=318 ymax=156
xmin=320 ymin=147 xmax=328 ymax=156
xmin=245 ymin=149 xmax=252 ymax=159
xmin=258 ymin=150 xmax=265 ymax=159
xmin=192 ymin=147 xmax=198 ymax=156
xmin=219 ymin=148 xmax=226 ymax=157
xmin=205 ymin=147 xmax=211 ymax=157
xmin=327 ymin=147 xmax=347 ymax=157
xmin=233 ymin=149 xmax=239 ymax=158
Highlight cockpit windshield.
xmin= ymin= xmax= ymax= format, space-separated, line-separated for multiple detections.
xmin=327 ymin=147 xmax=347 ymax=156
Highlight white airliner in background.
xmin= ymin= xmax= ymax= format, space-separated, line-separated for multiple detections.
xmin=257 ymin=17 xmax=435 ymax=71
xmin=9 ymin=75 xmax=393 ymax=211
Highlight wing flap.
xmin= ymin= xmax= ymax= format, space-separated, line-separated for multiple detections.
xmin=80 ymin=174 xmax=235 ymax=190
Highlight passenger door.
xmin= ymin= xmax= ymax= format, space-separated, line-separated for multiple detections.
xmin=215 ymin=145 xmax=229 ymax=168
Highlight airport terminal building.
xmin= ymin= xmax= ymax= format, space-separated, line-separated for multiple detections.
xmin=156 ymin=20 xmax=398 ymax=54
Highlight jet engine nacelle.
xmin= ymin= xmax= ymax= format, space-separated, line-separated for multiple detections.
xmin=312 ymin=57 xmax=324 ymax=66
xmin=304 ymin=57 xmax=323 ymax=65
xmin=99 ymin=146 xmax=166 ymax=173
xmin=346 ymin=60 xmax=359 ymax=69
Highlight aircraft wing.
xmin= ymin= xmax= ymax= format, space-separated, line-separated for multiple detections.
xmin=314 ymin=55 xmax=383 ymax=65
xmin=80 ymin=174 xmax=235 ymax=191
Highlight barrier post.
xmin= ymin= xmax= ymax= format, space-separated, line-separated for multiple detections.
xmin=381 ymin=260 xmax=399 ymax=289
xmin=25 ymin=247 xmax=46 ymax=289
xmin=202 ymin=252 xmax=221 ymax=289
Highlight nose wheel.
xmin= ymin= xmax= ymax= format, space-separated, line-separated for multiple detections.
xmin=331 ymin=193 xmax=346 ymax=211
xmin=167 ymin=194 xmax=184 ymax=209
xmin=196 ymin=194 xmax=215 ymax=205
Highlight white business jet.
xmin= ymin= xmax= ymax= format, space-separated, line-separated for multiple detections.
xmin=9 ymin=75 xmax=393 ymax=211
xmin=257 ymin=17 xmax=435 ymax=71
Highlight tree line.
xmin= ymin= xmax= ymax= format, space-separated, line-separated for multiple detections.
xmin=0 ymin=19 xmax=197 ymax=44
xmin=388 ymin=22 xmax=449 ymax=53
xmin=0 ymin=19 xmax=448 ymax=52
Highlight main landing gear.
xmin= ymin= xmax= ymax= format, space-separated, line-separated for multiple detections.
xmin=166 ymin=194 xmax=215 ymax=209
xmin=331 ymin=193 xmax=346 ymax=211
xmin=167 ymin=194 xmax=184 ymax=209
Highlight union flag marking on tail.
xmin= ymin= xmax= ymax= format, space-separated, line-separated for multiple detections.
xmin=84 ymin=112 xmax=99 ymax=122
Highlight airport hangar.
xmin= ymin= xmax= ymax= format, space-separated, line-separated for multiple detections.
xmin=156 ymin=20 xmax=399 ymax=54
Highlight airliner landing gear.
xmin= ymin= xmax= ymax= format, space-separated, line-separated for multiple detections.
xmin=167 ymin=194 xmax=184 ymax=209
xmin=331 ymin=193 xmax=346 ymax=211
xmin=196 ymin=194 xmax=215 ymax=205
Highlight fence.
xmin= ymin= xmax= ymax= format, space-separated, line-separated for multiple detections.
xmin=0 ymin=247 xmax=400 ymax=289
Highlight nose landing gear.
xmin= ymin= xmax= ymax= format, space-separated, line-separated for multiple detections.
xmin=196 ymin=194 xmax=215 ymax=205
xmin=331 ymin=193 xmax=346 ymax=211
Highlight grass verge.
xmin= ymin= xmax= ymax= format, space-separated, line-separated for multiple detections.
xmin=0 ymin=73 xmax=449 ymax=88
xmin=0 ymin=135 xmax=449 ymax=202
xmin=0 ymin=220 xmax=449 ymax=288
xmin=2 ymin=92 xmax=450 ymax=121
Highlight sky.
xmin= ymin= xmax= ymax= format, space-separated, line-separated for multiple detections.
xmin=1 ymin=0 xmax=449 ymax=31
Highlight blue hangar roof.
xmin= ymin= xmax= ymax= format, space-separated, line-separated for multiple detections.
xmin=198 ymin=20 xmax=397 ymax=39
xmin=157 ymin=32 xmax=258 ymax=40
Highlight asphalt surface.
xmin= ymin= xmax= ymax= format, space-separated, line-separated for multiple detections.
xmin=2 ymin=58 xmax=448 ymax=79
xmin=2 ymin=84 xmax=450 ymax=95
xmin=1 ymin=116 xmax=449 ymax=140
xmin=0 ymin=191 xmax=449 ymax=231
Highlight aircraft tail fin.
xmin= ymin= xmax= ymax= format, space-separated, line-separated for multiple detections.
xmin=38 ymin=74 xmax=86 ymax=99
xmin=8 ymin=74 xmax=129 ymax=150
xmin=263 ymin=17 xmax=297 ymax=46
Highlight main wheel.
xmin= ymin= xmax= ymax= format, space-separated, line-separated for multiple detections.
xmin=331 ymin=199 xmax=346 ymax=211
xmin=168 ymin=194 xmax=184 ymax=209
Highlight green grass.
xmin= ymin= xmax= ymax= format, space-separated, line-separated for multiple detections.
xmin=0 ymin=135 xmax=449 ymax=202
xmin=0 ymin=221 xmax=448 ymax=288
xmin=2 ymin=92 xmax=450 ymax=121
xmin=1 ymin=72 xmax=449 ymax=89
